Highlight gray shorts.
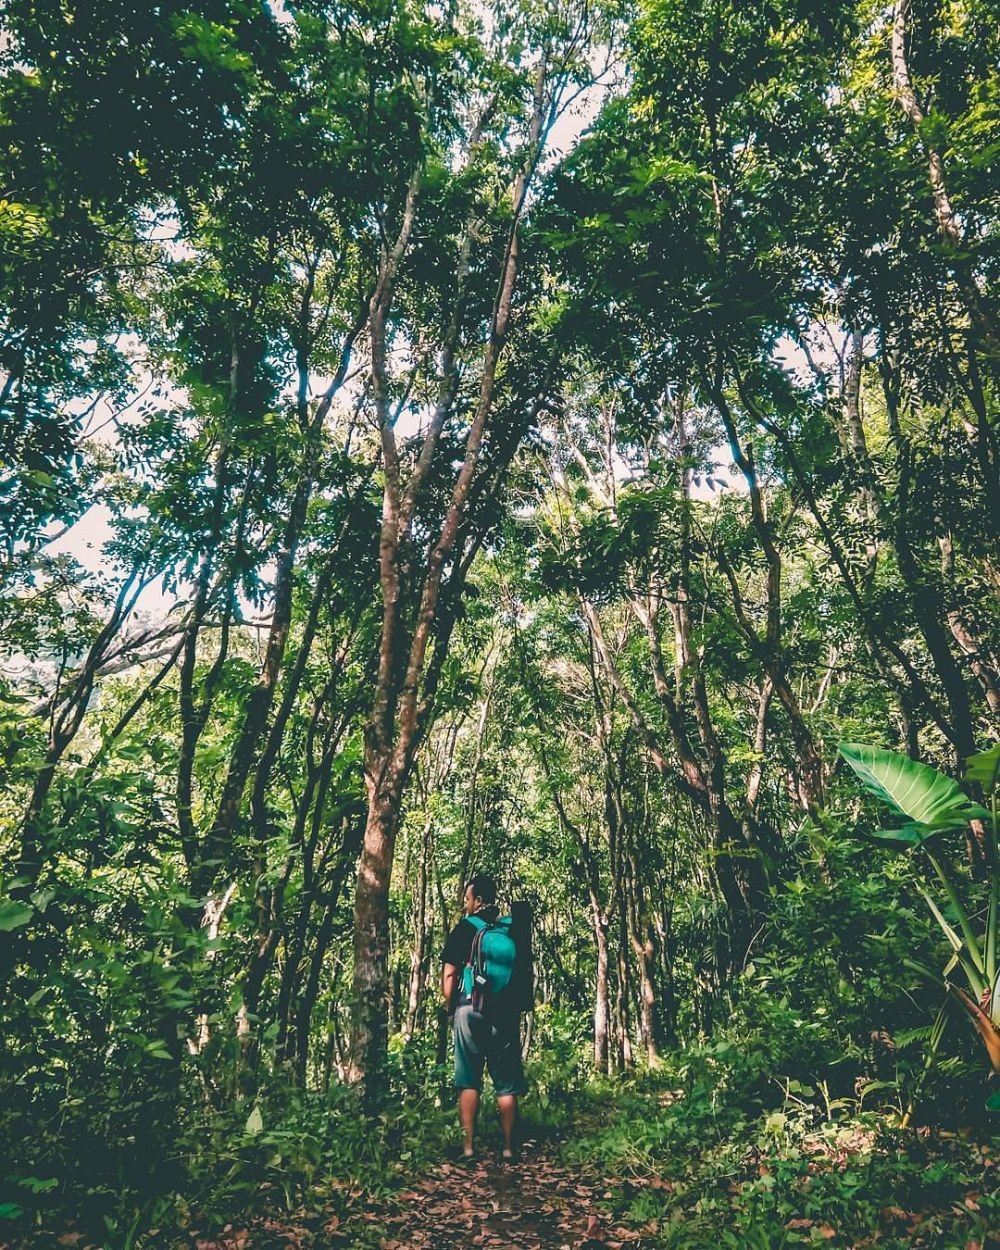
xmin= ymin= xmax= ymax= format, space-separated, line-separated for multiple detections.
xmin=452 ymin=1004 xmax=527 ymax=1096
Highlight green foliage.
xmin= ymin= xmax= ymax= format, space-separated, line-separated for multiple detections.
xmin=839 ymin=742 xmax=990 ymax=836
xmin=565 ymin=1066 xmax=997 ymax=1248
xmin=839 ymin=741 xmax=1000 ymax=1094
xmin=2 ymin=0 xmax=999 ymax=1243
xmin=966 ymin=744 xmax=1000 ymax=792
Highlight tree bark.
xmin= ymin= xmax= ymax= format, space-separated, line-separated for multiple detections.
xmin=348 ymin=758 xmax=407 ymax=1092
xmin=403 ymin=815 xmax=432 ymax=1040
xmin=625 ymin=844 xmax=662 ymax=1066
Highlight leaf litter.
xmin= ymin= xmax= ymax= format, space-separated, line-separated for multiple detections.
xmin=362 ymin=1141 xmax=651 ymax=1250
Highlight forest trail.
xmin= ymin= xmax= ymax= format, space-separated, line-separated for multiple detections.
xmin=357 ymin=1142 xmax=648 ymax=1250
xmin=180 ymin=1138 xmax=656 ymax=1250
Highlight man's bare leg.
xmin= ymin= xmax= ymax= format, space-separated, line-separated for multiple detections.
xmin=459 ymin=1088 xmax=480 ymax=1157
xmin=497 ymin=1094 xmax=517 ymax=1159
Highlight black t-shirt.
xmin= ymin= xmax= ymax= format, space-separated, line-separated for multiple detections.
xmin=441 ymin=906 xmax=499 ymax=974
xmin=442 ymin=906 xmax=523 ymax=1015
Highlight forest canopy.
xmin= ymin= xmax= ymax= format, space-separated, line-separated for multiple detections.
xmin=1 ymin=0 xmax=998 ymax=1246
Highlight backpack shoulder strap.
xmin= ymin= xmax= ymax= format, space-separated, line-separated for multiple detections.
xmin=466 ymin=915 xmax=488 ymax=933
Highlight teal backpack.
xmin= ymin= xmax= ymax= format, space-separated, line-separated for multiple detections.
xmin=462 ymin=914 xmax=518 ymax=1013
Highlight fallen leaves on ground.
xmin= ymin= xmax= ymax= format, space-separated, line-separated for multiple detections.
xmin=363 ymin=1142 xmax=652 ymax=1250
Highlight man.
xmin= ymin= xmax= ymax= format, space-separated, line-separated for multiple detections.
xmin=441 ymin=873 xmax=527 ymax=1163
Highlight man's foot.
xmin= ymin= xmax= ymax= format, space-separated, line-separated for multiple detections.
xmin=500 ymin=1147 xmax=518 ymax=1164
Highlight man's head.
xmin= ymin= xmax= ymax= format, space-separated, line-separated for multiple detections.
xmin=464 ymin=872 xmax=497 ymax=915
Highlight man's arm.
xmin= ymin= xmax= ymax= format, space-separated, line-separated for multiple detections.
xmin=441 ymin=962 xmax=458 ymax=1012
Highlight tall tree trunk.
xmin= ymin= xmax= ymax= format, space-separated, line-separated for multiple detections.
xmin=890 ymin=0 xmax=996 ymax=357
xmin=348 ymin=65 xmax=552 ymax=1099
xmin=348 ymin=755 xmax=408 ymax=1091
xmin=626 ymin=851 xmax=661 ymax=1066
xmin=404 ymin=815 xmax=432 ymax=1040
xmin=592 ymin=906 xmax=611 ymax=1073
xmin=191 ymin=311 xmax=364 ymax=915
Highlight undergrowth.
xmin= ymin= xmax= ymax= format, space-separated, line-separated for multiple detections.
xmin=559 ymin=1052 xmax=998 ymax=1248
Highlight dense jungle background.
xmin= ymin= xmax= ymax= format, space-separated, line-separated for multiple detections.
xmin=1 ymin=0 xmax=998 ymax=1245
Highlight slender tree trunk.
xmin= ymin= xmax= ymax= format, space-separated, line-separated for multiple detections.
xmin=17 ymin=564 xmax=148 ymax=887
xmin=287 ymin=815 xmax=365 ymax=1080
xmin=404 ymin=816 xmax=432 ymax=1040
xmin=191 ymin=314 xmax=364 ymax=914
xmin=627 ymin=872 xmax=661 ymax=1066
xmin=651 ymin=899 xmax=678 ymax=1048
xmin=615 ymin=936 xmax=633 ymax=1071
xmin=890 ymin=0 xmax=996 ymax=357
xmin=754 ymin=397 xmax=964 ymax=751
xmin=827 ymin=349 xmax=988 ymax=765
xmin=592 ymin=906 xmax=611 ymax=1073
xmin=456 ymin=695 xmax=492 ymax=906
xmin=895 ymin=447 xmax=978 ymax=768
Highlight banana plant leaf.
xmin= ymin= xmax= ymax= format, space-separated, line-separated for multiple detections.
xmin=965 ymin=744 xmax=1000 ymax=793
xmin=916 ymin=884 xmax=963 ymax=953
xmin=902 ymin=957 xmax=943 ymax=985
xmin=867 ymin=824 xmax=945 ymax=849
xmin=839 ymin=742 xmax=991 ymax=828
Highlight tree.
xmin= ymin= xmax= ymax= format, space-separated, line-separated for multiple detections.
xmin=346 ymin=0 xmax=606 ymax=1096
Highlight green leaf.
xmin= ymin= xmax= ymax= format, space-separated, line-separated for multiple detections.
xmin=902 ymin=957 xmax=942 ymax=985
xmin=0 ymin=901 xmax=33 ymax=931
xmin=18 ymin=1177 xmax=57 ymax=1194
xmin=916 ymin=885 xmax=962 ymax=953
xmin=839 ymin=742 xmax=990 ymax=829
xmin=245 ymin=1105 xmax=263 ymax=1136
xmin=867 ymin=825 xmax=934 ymax=847
xmin=30 ymin=888 xmax=56 ymax=913
xmin=965 ymin=744 xmax=1000 ymax=793
xmin=0 ymin=1203 xmax=24 ymax=1220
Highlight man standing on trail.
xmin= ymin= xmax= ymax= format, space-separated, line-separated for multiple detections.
xmin=441 ymin=873 xmax=528 ymax=1163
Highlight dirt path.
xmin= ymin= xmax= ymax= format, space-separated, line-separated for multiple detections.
xmin=360 ymin=1142 xmax=648 ymax=1250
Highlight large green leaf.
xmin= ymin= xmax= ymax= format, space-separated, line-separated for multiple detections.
xmin=867 ymin=824 xmax=941 ymax=849
xmin=839 ymin=743 xmax=990 ymax=828
xmin=0 ymin=900 xmax=33 ymax=932
xmin=966 ymin=744 xmax=1000 ymax=793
